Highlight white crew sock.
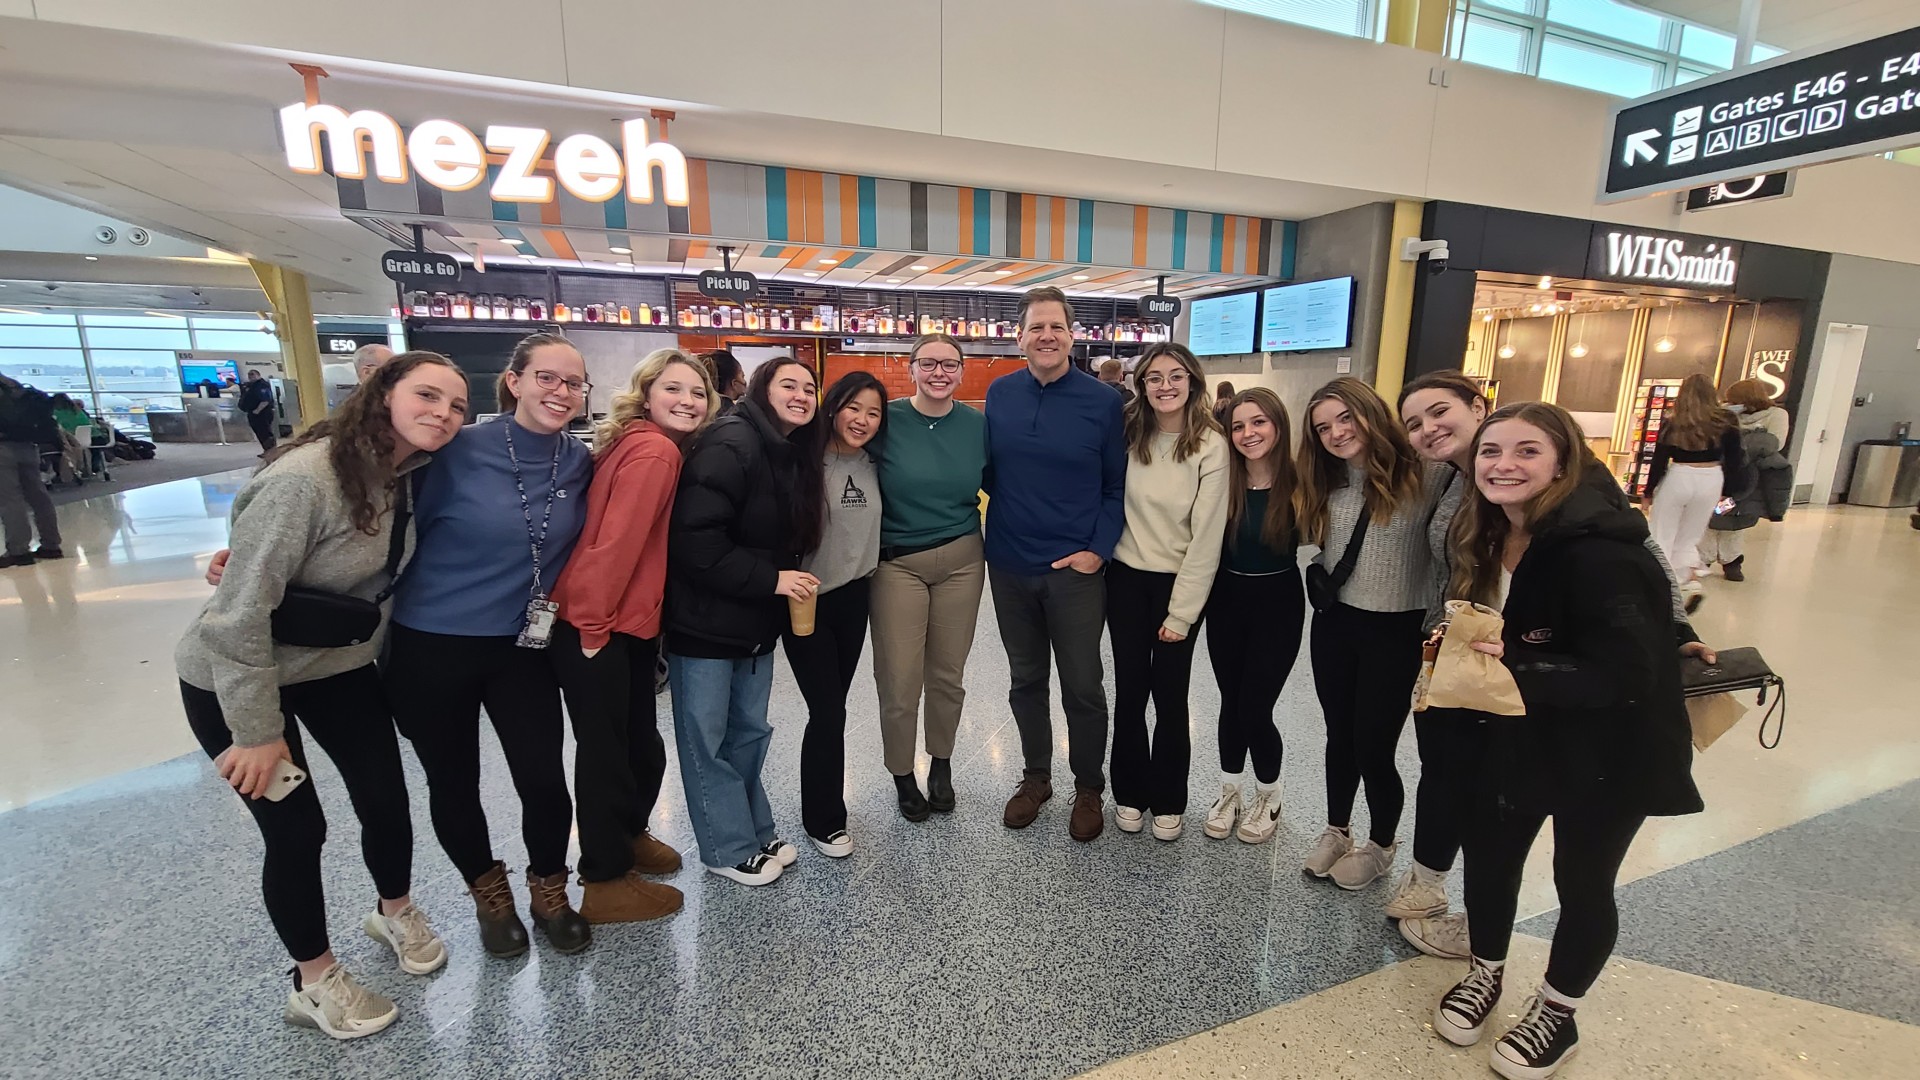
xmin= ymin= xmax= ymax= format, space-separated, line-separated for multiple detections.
xmin=1254 ymin=781 xmax=1279 ymax=798
xmin=1221 ymin=771 xmax=1245 ymax=792
xmin=1475 ymin=956 xmax=1506 ymax=974
xmin=1540 ymin=981 xmax=1583 ymax=1011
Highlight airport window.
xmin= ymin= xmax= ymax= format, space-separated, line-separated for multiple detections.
xmin=1545 ymin=0 xmax=1664 ymax=50
xmin=1449 ymin=0 xmax=1784 ymax=96
xmin=1538 ymin=34 xmax=1663 ymax=97
xmin=1451 ymin=12 xmax=1531 ymax=73
xmin=1194 ymin=0 xmax=1378 ymax=40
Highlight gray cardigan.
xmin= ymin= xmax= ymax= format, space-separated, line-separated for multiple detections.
xmin=175 ymin=440 xmax=424 ymax=747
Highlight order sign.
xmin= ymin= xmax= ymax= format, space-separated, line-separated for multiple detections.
xmin=1601 ymin=24 xmax=1920 ymax=202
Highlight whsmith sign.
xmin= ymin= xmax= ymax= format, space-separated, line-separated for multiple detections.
xmin=1601 ymin=24 xmax=1920 ymax=201
xmin=1585 ymin=228 xmax=1741 ymax=289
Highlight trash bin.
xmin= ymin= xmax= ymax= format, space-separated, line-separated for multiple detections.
xmin=1848 ymin=440 xmax=1920 ymax=507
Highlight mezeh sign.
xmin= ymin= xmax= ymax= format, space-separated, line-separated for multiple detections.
xmin=1601 ymin=24 xmax=1920 ymax=202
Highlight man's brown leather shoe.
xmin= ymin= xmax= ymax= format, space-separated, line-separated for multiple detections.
xmin=631 ymin=831 xmax=682 ymax=875
xmin=1002 ymin=776 xmax=1053 ymax=828
xmin=1069 ymin=787 xmax=1104 ymax=842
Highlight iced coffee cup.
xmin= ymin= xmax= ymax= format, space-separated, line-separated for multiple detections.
xmin=788 ymin=592 xmax=817 ymax=636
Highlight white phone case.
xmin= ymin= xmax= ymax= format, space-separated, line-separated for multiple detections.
xmin=261 ymin=760 xmax=308 ymax=802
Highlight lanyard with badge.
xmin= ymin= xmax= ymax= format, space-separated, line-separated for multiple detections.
xmin=504 ymin=422 xmax=562 ymax=649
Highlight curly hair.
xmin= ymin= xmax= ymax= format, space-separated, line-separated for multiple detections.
xmin=594 ymin=349 xmax=716 ymax=456
xmin=265 ymin=350 xmax=463 ymax=535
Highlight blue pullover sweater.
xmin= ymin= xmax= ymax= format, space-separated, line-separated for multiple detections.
xmin=982 ymin=365 xmax=1126 ymax=576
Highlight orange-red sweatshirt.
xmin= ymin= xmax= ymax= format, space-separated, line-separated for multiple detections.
xmin=552 ymin=421 xmax=682 ymax=649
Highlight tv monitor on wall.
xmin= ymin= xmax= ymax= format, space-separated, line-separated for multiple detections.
xmin=1259 ymin=276 xmax=1354 ymax=352
xmin=1186 ymin=289 xmax=1260 ymax=356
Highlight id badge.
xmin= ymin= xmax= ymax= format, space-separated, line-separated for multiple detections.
xmin=518 ymin=597 xmax=558 ymax=649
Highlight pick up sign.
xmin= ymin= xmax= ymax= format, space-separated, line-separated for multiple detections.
xmin=698 ymin=269 xmax=758 ymax=303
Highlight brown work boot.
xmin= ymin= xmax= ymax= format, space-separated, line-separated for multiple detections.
xmin=467 ymin=861 xmax=529 ymax=959
xmin=631 ymin=831 xmax=683 ymax=875
xmin=1069 ymin=787 xmax=1105 ymax=843
xmin=526 ymin=869 xmax=592 ymax=954
xmin=1003 ymin=774 xmax=1053 ymax=829
xmin=580 ymin=870 xmax=685 ymax=924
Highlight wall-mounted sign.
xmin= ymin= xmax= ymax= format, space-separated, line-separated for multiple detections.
xmin=1602 ymin=24 xmax=1920 ymax=202
xmin=697 ymin=269 xmax=758 ymax=303
xmin=1136 ymin=295 xmax=1181 ymax=323
xmin=281 ymin=104 xmax=690 ymax=206
xmin=1585 ymin=227 xmax=1741 ymax=288
xmin=378 ymin=249 xmax=462 ymax=287
xmin=1684 ymin=171 xmax=1795 ymax=211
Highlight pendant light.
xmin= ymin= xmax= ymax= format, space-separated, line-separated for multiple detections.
xmin=1652 ymin=304 xmax=1677 ymax=353
xmin=1496 ymin=320 xmax=1515 ymax=360
xmin=1567 ymin=312 xmax=1589 ymax=359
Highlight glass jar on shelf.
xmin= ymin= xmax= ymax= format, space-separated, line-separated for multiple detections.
xmin=510 ymin=296 xmax=530 ymax=321
xmin=527 ymin=297 xmax=547 ymax=321
xmin=471 ymin=295 xmax=492 ymax=320
xmin=554 ymin=301 xmax=571 ymax=322
xmin=584 ymin=304 xmax=603 ymax=323
xmin=745 ymin=307 xmax=761 ymax=331
xmin=450 ymin=293 xmax=473 ymax=319
xmin=619 ymin=305 xmax=632 ymax=325
xmin=408 ymin=291 xmax=431 ymax=318
xmin=491 ymin=295 xmax=510 ymax=320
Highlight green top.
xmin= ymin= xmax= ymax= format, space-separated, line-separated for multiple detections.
xmin=877 ymin=397 xmax=987 ymax=548
xmin=54 ymin=407 xmax=91 ymax=435
xmin=1223 ymin=487 xmax=1297 ymax=575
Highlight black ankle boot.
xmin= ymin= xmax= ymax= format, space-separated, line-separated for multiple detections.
xmin=895 ymin=773 xmax=931 ymax=822
xmin=926 ymin=757 xmax=955 ymax=813
xmin=1722 ymin=556 xmax=1745 ymax=582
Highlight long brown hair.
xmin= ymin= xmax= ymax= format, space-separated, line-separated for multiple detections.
xmin=745 ymin=358 xmax=826 ymax=555
xmin=594 ymin=349 xmax=715 ymax=457
xmin=1222 ymin=387 xmax=1298 ymax=553
xmin=1295 ymin=376 xmax=1424 ymax=546
xmin=495 ymin=332 xmax=574 ymax=413
xmin=266 ymin=350 xmax=463 ymax=535
xmin=1447 ymin=402 xmax=1596 ymax=606
xmin=1662 ymin=373 xmax=1733 ymax=451
xmin=1124 ymin=343 xmax=1219 ymax=464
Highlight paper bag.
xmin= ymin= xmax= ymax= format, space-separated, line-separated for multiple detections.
xmin=1424 ymin=600 xmax=1526 ymax=716
xmin=1686 ymin=691 xmax=1749 ymax=751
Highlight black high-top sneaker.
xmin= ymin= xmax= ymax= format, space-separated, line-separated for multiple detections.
xmin=1492 ymin=993 xmax=1580 ymax=1079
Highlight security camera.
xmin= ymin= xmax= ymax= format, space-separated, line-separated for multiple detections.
xmin=1400 ymin=237 xmax=1450 ymax=274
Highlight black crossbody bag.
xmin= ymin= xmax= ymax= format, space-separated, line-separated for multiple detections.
xmin=269 ymin=481 xmax=412 ymax=649
xmin=1306 ymin=503 xmax=1371 ymax=613
xmin=1679 ymin=646 xmax=1786 ymax=749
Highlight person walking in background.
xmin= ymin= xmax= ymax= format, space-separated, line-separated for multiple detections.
xmin=1430 ymin=402 xmax=1702 ymax=1080
xmin=1097 ymin=358 xmax=1135 ymax=404
xmin=782 ymin=372 xmax=886 ymax=858
xmin=175 ymin=352 xmax=467 ymax=1039
xmin=1204 ymin=387 xmax=1303 ymax=847
xmin=0 ymin=373 xmax=63 ymax=567
xmin=1646 ymin=373 xmax=1746 ymax=610
xmin=666 ymin=358 xmax=822 ymax=886
xmin=870 ymin=334 xmax=987 ymax=823
xmin=1701 ymin=378 xmax=1790 ymax=582
xmin=984 ymin=287 xmax=1126 ymax=843
xmin=1107 ymin=343 xmax=1228 ymax=842
xmin=239 ymin=369 xmax=280 ymax=453
xmin=702 ymin=349 xmax=747 ymax=416
xmin=549 ymin=349 xmax=715 ymax=925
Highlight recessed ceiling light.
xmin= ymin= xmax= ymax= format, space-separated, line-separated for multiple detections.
xmin=609 ymin=246 xmax=631 ymax=254
xmin=520 ymin=254 xmax=537 ymax=261
xmin=886 ymin=278 xmax=902 ymax=284
xmin=621 ymin=261 xmax=634 ymax=268
xmin=1073 ymin=274 xmax=1089 ymax=281
xmin=501 ymin=238 xmax=524 ymax=246
xmin=1538 ymin=276 xmax=1552 ymax=289
xmin=804 ymin=271 xmax=820 ymax=277
xmin=993 ymin=269 xmax=1013 ymax=275
xmin=961 ymin=281 xmax=978 ymax=286
xmin=84 ymin=255 xmax=98 ymax=261
xmin=820 ymin=258 xmax=838 ymax=265
xmin=910 ymin=265 xmax=929 ymax=271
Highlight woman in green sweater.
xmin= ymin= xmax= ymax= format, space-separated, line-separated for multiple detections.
xmin=870 ymin=333 xmax=988 ymax=820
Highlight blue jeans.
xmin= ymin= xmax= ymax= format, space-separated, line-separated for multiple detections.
xmin=667 ymin=652 xmax=777 ymax=869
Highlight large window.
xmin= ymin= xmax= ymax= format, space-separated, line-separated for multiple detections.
xmin=1193 ymin=0 xmax=1380 ymax=40
xmin=1449 ymin=0 xmax=1787 ymax=97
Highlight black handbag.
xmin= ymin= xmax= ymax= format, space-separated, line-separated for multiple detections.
xmin=1679 ymin=646 xmax=1785 ymax=749
xmin=269 ymin=482 xmax=411 ymax=649
xmin=1306 ymin=502 xmax=1371 ymax=612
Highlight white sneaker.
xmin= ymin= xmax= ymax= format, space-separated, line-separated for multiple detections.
xmin=1401 ymin=911 xmax=1472 ymax=959
xmin=1384 ymin=867 xmax=1450 ymax=920
xmin=761 ymin=839 xmax=798 ymax=867
xmin=362 ymin=902 xmax=448 ymax=975
xmin=1331 ymin=839 xmax=1397 ymax=890
xmin=1115 ymin=806 xmax=1146 ymax=833
xmin=1151 ymin=814 xmax=1183 ymax=841
xmin=283 ymin=964 xmax=398 ymax=1040
xmin=708 ymin=853 xmax=783 ymax=886
xmin=1204 ymin=785 xmax=1241 ymax=839
xmin=1302 ymin=825 xmax=1352 ymax=878
xmin=809 ymin=830 xmax=853 ymax=859
xmin=1236 ymin=786 xmax=1281 ymax=845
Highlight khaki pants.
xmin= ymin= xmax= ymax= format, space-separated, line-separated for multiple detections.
xmin=869 ymin=532 xmax=985 ymax=776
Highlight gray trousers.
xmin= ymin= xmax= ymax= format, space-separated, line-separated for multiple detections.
xmin=988 ymin=564 xmax=1109 ymax=792
xmin=0 ymin=441 xmax=61 ymax=557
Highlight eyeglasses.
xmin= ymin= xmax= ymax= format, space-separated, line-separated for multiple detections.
xmin=528 ymin=369 xmax=591 ymax=396
xmin=914 ymin=358 xmax=964 ymax=374
xmin=1142 ymin=371 xmax=1190 ymax=388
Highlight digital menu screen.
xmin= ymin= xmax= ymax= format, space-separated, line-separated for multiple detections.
xmin=1259 ymin=277 xmax=1353 ymax=352
xmin=1186 ymin=290 xmax=1259 ymax=356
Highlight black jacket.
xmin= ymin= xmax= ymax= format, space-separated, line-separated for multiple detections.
xmin=0 ymin=385 xmax=61 ymax=446
xmin=664 ymin=397 xmax=801 ymax=656
xmin=1496 ymin=484 xmax=1705 ymax=819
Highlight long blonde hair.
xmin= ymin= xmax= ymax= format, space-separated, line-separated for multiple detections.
xmin=1294 ymin=376 xmax=1424 ymax=546
xmin=1124 ymin=343 xmax=1219 ymax=464
xmin=1222 ymin=387 xmax=1298 ymax=553
xmin=1663 ymin=373 xmax=1733 ymax=452
xmin=1447 ymin=402 xmax=1596 ymax=606
xmin=592 ymin=348 xmax=716 ymax=456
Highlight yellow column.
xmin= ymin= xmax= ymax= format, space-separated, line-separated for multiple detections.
xmin=1373 ymin=198 xmax=1427 ymax=403
xmin=1385 ymin=0 xmax=1450 ymax=54
xmin=249 ymin=260 xmax=327 ymax=431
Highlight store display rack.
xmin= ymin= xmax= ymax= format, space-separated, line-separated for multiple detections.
xmin=1624 ymin=377 xmax=1684 ymax=499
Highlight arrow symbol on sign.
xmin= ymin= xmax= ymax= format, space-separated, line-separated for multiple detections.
xmin=1622 ymin=129 xmax=1661 ymax=166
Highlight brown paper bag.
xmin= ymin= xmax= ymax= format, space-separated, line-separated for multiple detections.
xmin=1686 ymin=692 xmax=1749 ymax=751
xmin=1425 ymin=600 xmax=1526 ymax=716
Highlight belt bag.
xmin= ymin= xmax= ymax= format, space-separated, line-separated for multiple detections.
xmin=269 ymin=482 xmax=411 ymax=649
xmin=1306 ymin=504 xmax=1370 ymax=613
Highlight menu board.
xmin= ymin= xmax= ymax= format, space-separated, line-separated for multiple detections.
xmin=1187 ymin=290 xmax=1259 ymax=356
xmin=1259 ymin=277 xmax=1353 ymax=352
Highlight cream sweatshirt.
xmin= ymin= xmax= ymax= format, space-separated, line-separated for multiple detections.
xmin=1112 ymin=428 xmax=1230 ymax=636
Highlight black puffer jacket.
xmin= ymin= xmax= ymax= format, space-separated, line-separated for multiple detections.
xmin=664 ymin=397 xmax=801 ymax=656
xmin=1495 ymin=484 xmax=1705 ymax=819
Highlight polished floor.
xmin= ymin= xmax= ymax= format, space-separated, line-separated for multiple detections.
xmin=0 ymin=471 xmax=1915 ymax=1079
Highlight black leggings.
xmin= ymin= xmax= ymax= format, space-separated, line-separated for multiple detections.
xmin=780 ymin=577 xmax=871 ymax=840
xmin=386 ymin=624 xmax=573 ymax=883
xmin=1106 ymin=561 xmax=1201 ymax=815
xmin=1464 ymin=797 xmax=1647 ymax=997
xmin=1309 ymin=603 xmax=1424 ymax=847
xmin=181 ymin=667 xmax=411 ymax=963
xmin=1411 ymin=708 xmax=1492 ymax=872
xmin=1206 ymin=569 xmax=1303 ymax=785
xmin=551 ymin=621 xmax=668 ymax=883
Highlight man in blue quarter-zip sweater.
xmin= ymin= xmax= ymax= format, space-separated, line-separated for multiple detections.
xmin=984 ymin=286 xmax=1126 ymax=843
